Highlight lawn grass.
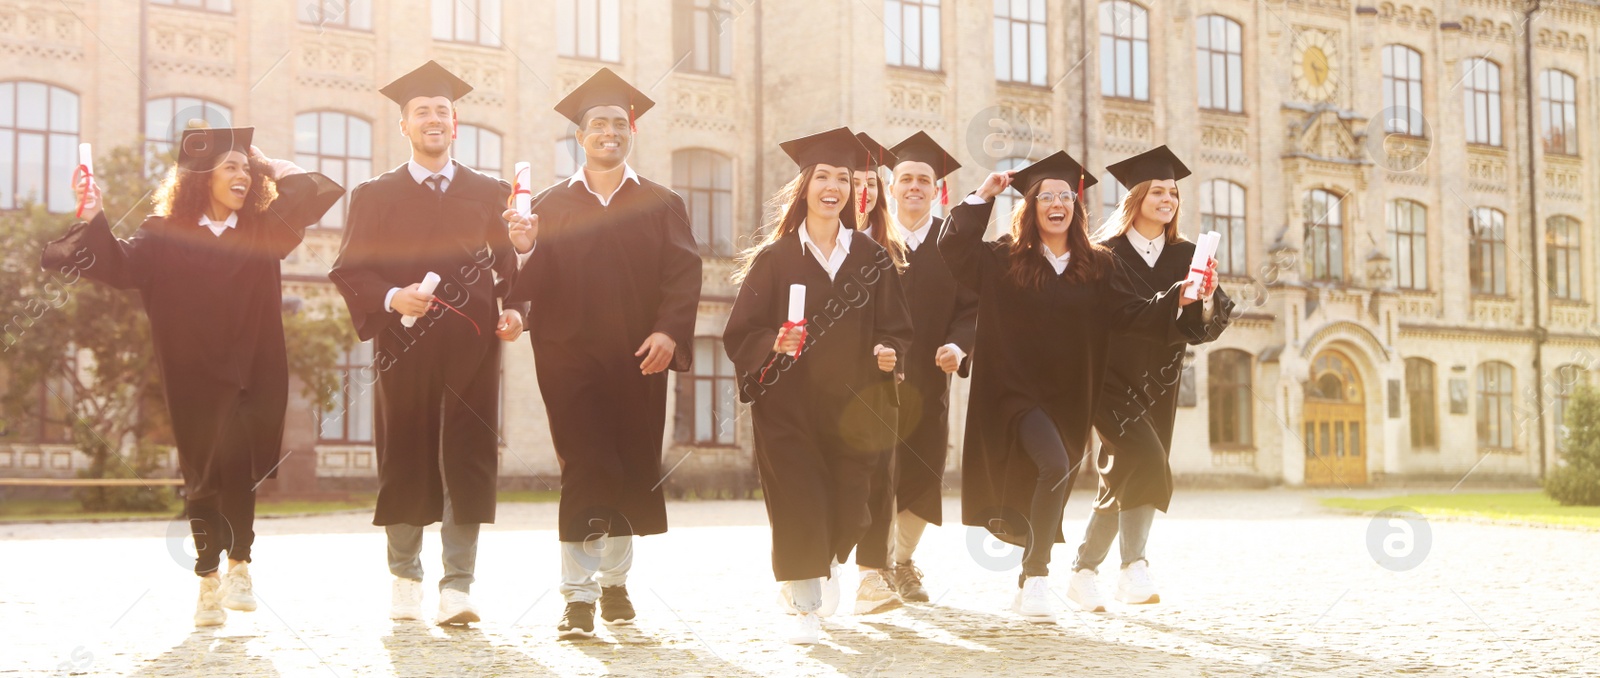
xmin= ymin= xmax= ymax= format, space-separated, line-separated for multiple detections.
xmin=0 ymin=488 xmax=560 ymax=523
xmin=1321 ymin=492 xmax=1600 ymax=529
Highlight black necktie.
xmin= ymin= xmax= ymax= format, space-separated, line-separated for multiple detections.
xmin=427 ymin=175 xmax=445 ymax=197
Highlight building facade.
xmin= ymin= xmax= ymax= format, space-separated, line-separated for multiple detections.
xmin=2 ymin=0 xmax=1597 ymax=489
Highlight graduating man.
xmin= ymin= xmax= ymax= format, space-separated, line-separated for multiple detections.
xmin=330 ymin=61 xmax=531 ymax=627
xmin=503 ymin=68 xmax=703 ymax=639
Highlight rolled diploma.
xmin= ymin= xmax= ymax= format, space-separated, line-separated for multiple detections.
xmin=787 ymin=284 xmax=805 ymax=323
xmin=78 ymin=143 xmax=94 ymax=176
xmin=513 ymin=162 xmax=531 ymax=216
xmin=1183 ymin=231 xmax=1221 ymax=300
xmin=401 ymin=271 xmax=442 ymax=328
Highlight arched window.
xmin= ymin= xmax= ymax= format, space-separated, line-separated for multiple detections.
xmin=1405 ymin=357 xmax=1437 ymax=450
xmin=1199 ymin=180 xmax=1246 ymax=275
xmin=1462 ymin=58 xmax=1502 ymax=146
xmin=0 ymin=81 xmax=79 ymax=213
xmin=1552 ymin=365 xmax=1589 ymax=452
xmin=1547 ymin=216 xmax=1582 ymax=301
xmin=558 ymin=0 xmax=620 ymax=62
xmin=1099 ymin=1 xmax=1149 ymax=100
xmin=144 ymin=96 xmax=232 ymax=174
xmin=1195 ymin=15 xmax=1243 ymax=112
xmin=1209 ymin=350 xmax=1253 ymax=447
xmin=1541 ymin=69 xmax=1578 ymax=155
xmin=1476 ymin=361 xmax=1515 ymax=450
xmin=1304 ymin=189 xmax=1344 ymax=282
xmin=294 ymin=111 xmax=373 ymax=229
xmin=885 ymin=0 xmax=942 ymax=71
xmin=1381 ymin=45 xmax=1424 ymax=135
xmin=672 ymin=149 xmax=735 ymax=257
xmin=1387 ymin=199 xmax=1427 ymax=290
xmin=1469 ymin=207 xmax=1507 ymax=296
xmin=319 ymin=342 xmax=374 ymax=443
xmin=1098 ymin=170 xmax=1125 ymax=229
xmin=987 ymin=156 xmax=1029 ymax=238
xmin=674 ymin=337 xmax=737 ymax=446
xmin=995 ymin=0 xmax=1047 ymax=85
xmin=453 ymin=123 xmax=503 ymax=177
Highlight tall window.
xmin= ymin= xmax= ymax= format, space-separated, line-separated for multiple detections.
xmin=990 ymin=156 xmax=1029 ymax=237
xmin=319 ymin=342 xmax=374 ymax=444
xmin=558 ymin=0 xmax=620 ymax=62
xmin=1541 ymin=69 xmax=1578 ymax=156
xmin=676 ymin=338 xmax=736 ymax=446
xmin=1469 ymin=207 xmax=1507 ymax=296
xmin=433 ymin=0 xmax=501 ymax=46
xmin=1547 ymin=216 xmax=1582 ymax=301
xmin=673 ymin=150 xmax=733 ymax=258
xmin=454 ymin=124 xmax=502 ymax=177
xmin=885 ymin=0 xmax=941 ymax=71
xmin=149 ymin=0 xmax=231 ymax=12
xmin=676 ymin=0 xmax=733 ymax=77
xmin=143 ymin=96 xmax=232 ymax=172
xmin=1462 ymin=58 xmax=1502 ymax=146
xmin=1099 ymin=1 xmax=1149 ymax=100
xmin=555 ymin=137 xmax=585 ymax=182
xmin=1387 ymin=199 xmax=1427 ymax=290
xmin=1476 ymin=361 xmax=1515 ymax=450
xmin=1209 ymin=350 xmax=1253 ymax=447
xmin=1195 ymin=15 xmax=1242 ymax=112
xmin=299 ymin=0 xmax=371 ymax=30
xmin=294 ymin=112 xmax=373 ymax=229
xmin=1200 ymin=180 xmax=1246 ymax=275
xmin=1304 ymin=189 xmax=1344 ymax=282
xmin=1405 ymin=358 xmax=1437 ymax=450
xmin=0 ymin=82 xmax=79 ymax=213
xmin=1098 ymin=170 xmax=1125 ymax=229
xmin=1552 ymin=365 xmax=1588 ymax=453
xmin=1381 ymin=45 xmax=1424 ymax=135
xmin=995 ymin=0 xmax=1047 ymax=86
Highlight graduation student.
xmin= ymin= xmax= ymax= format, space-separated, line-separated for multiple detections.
xmin=1065 ymin=146 xmax=1233 ymax=613
xmin=877 ymin=131 xmax=978 ymax=605
xmin=722 ymin=127 xmax=913 ymax=645
xmin=937 ymin=151 xmax=1215 ymax=623
xmin=499 ymin=68 xmax=703 ymax=640
xmin=329 ymin=61 xmax=530 ymax=627
xmin=42 ymin=127 xmax=343 ymax=627
xmin=847 ymin=131 xmax=909 ymax=614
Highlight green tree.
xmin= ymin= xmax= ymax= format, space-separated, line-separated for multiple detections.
xmin=1547 ymin=384 xmax=1600 ymax=506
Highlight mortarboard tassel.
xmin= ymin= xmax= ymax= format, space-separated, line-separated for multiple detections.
xmin=628 ymin=95 xmax=637 ymax=134
xmin=1077 ymin=170 xmax=1085 ymax=207
xmin=939 ymin=158 xmax=949 ymax=205
xmin=452 ymin=109 xmax=459 ymax=141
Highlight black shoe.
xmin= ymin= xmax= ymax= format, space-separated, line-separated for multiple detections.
xmin=557 ymin=602 xmax=596 ymax=639
xmin=599 ymin=585 xmax=636 ymax=625
xmin=892 ymin=562 xmax=930 ymax=603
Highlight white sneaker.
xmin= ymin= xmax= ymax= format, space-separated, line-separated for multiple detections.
xmin=390 ymin=577 xmax=424 ymax=621
xmin=1011 ymin=576 xmax=1056 ymax=623
xmin=1066 ymin=569 xmax=1108 ymax=613
xmin=194 ymin=577 xmax=226 ymax=627
xmin=1116 ymin=560 xmax=1160 ymax=605
xmin=853 ymin=570 xmax=904 ymax=615
xmin=818 ymin=561 xmax=840 ymax=618
xmin=787 ymin=612 xmax=822 ymax=645
xmin=437 ymin=589 xmax=480 ymax=626
xmin=219 ymin=562 xmax=257 ymax=612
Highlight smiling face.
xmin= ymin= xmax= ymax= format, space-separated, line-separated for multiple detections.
xmin=1138 ymin=179 xmax=1179 ymax=226
xmin=852 ymin=170 xmax=880 ymax=215
xmin=577 ymin=104 xmax=631 ymax=168
xmin=399 ymin=96 xmax=454 ymax=156
xmin=806 ymin=163 xmax=852 ymax=221
xmin=890 ymin=160 xmax=936 ymax=217
xmin=1032 ymin=178 xmax=1075 ymax=240
xmin=208 ymin=150 xmax=252 ymax=213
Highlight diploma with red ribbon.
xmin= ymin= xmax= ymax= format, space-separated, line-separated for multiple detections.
xmin=73 ymin=143 xmax=93 ymax=219
xmin=511 ymin=162 xmax=532 ymax=216
xmin=757 ymin=284 xmax=807 ymax=383
xmin=1185 ymin=231 xmax=1221 ymax=300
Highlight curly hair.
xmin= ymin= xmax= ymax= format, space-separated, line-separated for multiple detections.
xmin=152 ymin=150 xmax=277 ymax=227
xmin=1006 ymin=180 xmax=1109 ymax=290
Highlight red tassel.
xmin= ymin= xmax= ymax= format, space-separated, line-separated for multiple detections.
xmin=628 ymin=96 xmax=637 ymax=134
xmin=939 ymin=179 xmax=948 ymax=206
xmin=1077 ymin=171 xmax=1085 ymax=205
xmin=451 ymin=109 xmax=458 ymax=141
xmin=860 ymin=183 xmax=869 ymax=213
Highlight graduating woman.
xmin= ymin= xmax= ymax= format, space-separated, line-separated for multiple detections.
xmin=937 ymin=151 xmax=1214 ymax=623
xmin=723 ymin=127 xmax=913 ymax=644
xmin=40 ymin=127 xmax=343 ymax=627
xmin=1065 ymin=146 xmax=1232 ymax=612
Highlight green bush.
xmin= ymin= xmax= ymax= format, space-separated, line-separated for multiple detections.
xmin=1546 ymin=385 xmax=1600 ymax=506
xmin=74 ymin=443 xmax=174 ymax=513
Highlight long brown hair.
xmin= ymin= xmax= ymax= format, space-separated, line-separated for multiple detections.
xmin=1006 ymin=181 xmax=1108 ymax=289
xmin=1092 ymin=179 xmax=1185 ymax=245
xmin=855 ymin=168 xmax=908 ymax=270
xmin=732 ymin=165 xmax=862 ymax=284
xmin=152 ymin=150 xmax=277 ymax=228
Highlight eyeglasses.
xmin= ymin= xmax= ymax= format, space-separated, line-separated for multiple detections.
xmin=1036 ymin=191 xmax=1077 ymax=204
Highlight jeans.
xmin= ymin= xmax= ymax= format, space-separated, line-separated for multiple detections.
xmin=387 ymin=490 xmax=480 ymax=593
xmin=1019 ymin=409 xmax=1078 ymax=579
xmin=560 ymin=536 xmax=634 ymax=604
xmin=891 ymin=510 xmax=928 ymax=566
xmin=1071 ymin=504 xmax=1156 ymax=572
xmin=783 ymin=578 xmax=823 ymax=613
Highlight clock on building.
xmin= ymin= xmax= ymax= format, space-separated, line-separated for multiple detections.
xmin=1292 ymin=30 xmax=1339 ymax=103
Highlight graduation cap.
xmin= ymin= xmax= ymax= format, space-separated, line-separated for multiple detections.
xmin=1009 ymin=150 xmax=1098 ymax=201
xmin=855 ymin=133 xmax=899 ymax=170
xmin=1105 ymin=145 xmax=1191 ymax=189
xmin=889 ymin=131 xmax=961 ymax=205
xmin=779 ymin=127 xmax=869 ymax=172
xmin=177 ymin=126 xmax=253 ymax=171
xmin=554 ymin=67 xmax=656 ymax=133
xmin=380 ymin=60 xmax=474 ymax=110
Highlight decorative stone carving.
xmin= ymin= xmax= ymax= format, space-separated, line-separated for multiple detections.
xmin=149 ymin=18 xmax=236 ymax=79
xmin=1471 ymin=297 xmax=1521 ymax=326
xmin=0 ymin=1 xmax=84 ymax=62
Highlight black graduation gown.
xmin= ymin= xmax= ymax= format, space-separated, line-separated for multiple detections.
xmin=1093 ymin=235 xmax=1235 ymax=513
xmin=892 ymin=217 xmax=979 ymax=525
xmin=502 ymin=175 xmax=702 ymax=542
xmin=329 ymin=162 xmax=517 ymax=527
xmin=38 ymin=173 xmax=345 ymax=500
xmin=723 ymin=229 xmax=913 ymax=582
xmin=937 ymin=198 xmax=1201 ymax=547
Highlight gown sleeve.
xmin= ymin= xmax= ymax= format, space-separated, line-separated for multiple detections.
xmin=723 ymin=248 xmax=782 ymax=402
xmin=1177 ymin=285 xmax=1235 ymax=345
xmin=329 ymin=181 xmax=399 ymax=341
xmin=1103 ymin=253 xmax=1189 ymax=346
xmin=259 ymin=172 xmax=346 ymax=260
xmin=936 ymin=197 xmax=993 ymax=292
xmin=480 ymin=178 xmax=529 ymax=321
xmin=647 ymin=184 xmax=705 ymax=373
xmin=39 ymin=212 xmax=156 ymax=291
xmin=945 ymin=276 xmax=980 ymax=378
xmin=870 ymin=249 xmax=914 ymax=382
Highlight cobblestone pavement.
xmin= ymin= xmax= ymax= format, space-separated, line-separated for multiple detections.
xmin=3 ymin=490 xmax=1596 ymax=677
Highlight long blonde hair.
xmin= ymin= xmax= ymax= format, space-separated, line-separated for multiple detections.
xmin=732 ymin=166 xmax=866 ymax=284
xmin=1092 ymin=180 xmax=1186 ymax=245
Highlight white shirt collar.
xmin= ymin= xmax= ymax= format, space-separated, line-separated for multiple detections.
xmin=1041 ymin=242 xmax=1072 ymax=274
xmin=567 ymin=164 xmax=640 ymax=206
xmin=1125 ymin=227 xmax=1165 ymax=267
xmin=798 ymin=222 xmax=853 ymax=280
xmin=407 ymin=159 xmax=457 ymax=185
xmin=198 ymin=211 xmax=238 ymax=237
xmin=895 ymin=213 xmax=934 ymax=251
